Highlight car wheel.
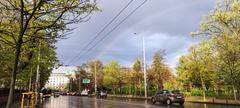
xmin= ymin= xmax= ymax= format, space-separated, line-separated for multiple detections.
xmin=179 ymin=102 xmax=184 ymax=106
xmin=151 ymin=98 xmax=156 ymax=104
xmin=166 ymin=99 xmax=172 ymax=105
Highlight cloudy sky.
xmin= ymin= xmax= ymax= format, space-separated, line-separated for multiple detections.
xmin=56 ymin=0 xmax=215 ymax=72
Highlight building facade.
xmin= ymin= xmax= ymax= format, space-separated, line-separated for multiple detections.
xmin=45 ymin=66 xmax=78 ymax=90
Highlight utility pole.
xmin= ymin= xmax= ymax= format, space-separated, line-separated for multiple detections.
xmin=94 ymin=62 xmax=97 ymax=95
xmin=142 ymin=36 xmax=147 ymax=98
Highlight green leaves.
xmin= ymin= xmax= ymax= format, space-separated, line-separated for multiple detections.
xmin=0 ymin=0 xmax=98 ymax=88
xmin=149 ymin=50 xmax=175 ymax=90
xmin=103 ymin=60 xmax=120 ymax=87
xmin=179 ymin=0 xmax=240 ymax=98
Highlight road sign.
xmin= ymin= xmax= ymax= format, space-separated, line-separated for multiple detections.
xmin=82 ymin=79 xmax=90 ymax=84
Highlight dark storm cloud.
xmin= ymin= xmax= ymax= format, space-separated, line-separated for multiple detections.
xmin=56 ymin=0 xmax=215 ymax=71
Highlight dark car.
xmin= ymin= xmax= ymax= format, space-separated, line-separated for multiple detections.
xmin=61 ymin=92 xmax=67 ymax=95
xmin=53 ymin=91 xmax=60 ymax=97
xmin=151 ymin=90 xmax=184 ymax=105
xmin=41 ymin=89 xmax=52 ymax=99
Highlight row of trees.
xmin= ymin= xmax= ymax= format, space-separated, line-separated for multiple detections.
xmin=0 ymin=0 xmax=98 ymax=107
xmin=74 ymin=50 xmax=176 ymax=96
xmin=177 ymin=0 xmax=240 ymax=100
xmin=0 ymin=39 xmax=57 ymax=89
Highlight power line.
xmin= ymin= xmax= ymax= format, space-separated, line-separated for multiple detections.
xmin=67 ymin=0 xmax=135 ymax=64
xmin=72 ymin=0 xmax=148 ymax=64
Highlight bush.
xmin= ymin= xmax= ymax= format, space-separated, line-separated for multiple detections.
xmin=190 ymin=88 xmax=203 ymax=96
xmin=148 ymin=90 xmax=157 ymax=97
xmin=183 ymin=92 xmax=191 ymax=97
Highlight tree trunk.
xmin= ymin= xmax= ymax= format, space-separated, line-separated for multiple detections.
xmin=114 ymin=87 xmax=116 ymax=95
xmin=200 ymin=75 xmax=206 ymax=102
xmin=139 ymin=79 xmax=141 ymax=96
xmin=6 ymin=42 xmax=23 ymax=108
xmin=134 ymin=83 xmax=136 ymax=96
xmin=6 ymin=0 xmax=24 ymax=107
xmin=232 ymin=85 xmax=237 ymax=100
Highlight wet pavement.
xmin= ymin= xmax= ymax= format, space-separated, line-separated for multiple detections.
xmin=42 ymin=96 xmax=240 ymax=108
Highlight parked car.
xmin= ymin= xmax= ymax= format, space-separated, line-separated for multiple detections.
xmin=68 ymin=92 xmax=76 ymax=96
xmin=61 ymin=92 xmax=67 ymax=95
xmin=41 ymin=89 xmax=52 ymax=99
xmin=81 ymin=90 xmax=88 ymax=96
xmin=75 ymin=92 xmax=82 ymax=96
xmin=151 ymin=90 xmax=184 ymax=105
xmin=97 ymin=90 xmax=107 ymax=98
xmin=100 ymin=91 xmax=107 ymax=98
xmin=53 ymin=91 xmax=60 ymax=97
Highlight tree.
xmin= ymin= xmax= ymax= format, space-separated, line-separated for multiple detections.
xmin=0 ymin=0 xmax=98 ymax=107
xmin=103 ymin=60 xmax=120 ymax=94
xmin=177 ymin=41 xmax=218 ymax=101
xmin=89 ymin=60 xmax=104 ymax=91
xmin=75 ymin=64 xmax=88 ymax=91
xmin=213 ymin=33 xmax=240 ymax=100
xmin=132 ymin=58 xmax=143 ymax=95
xmin=150 ymin=50 xmax=174 ymax=91
xmin=193 ymin=0 xmax=240 ymax=100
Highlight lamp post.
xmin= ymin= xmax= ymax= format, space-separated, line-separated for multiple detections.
xmin=134 ymin=33 xmax=147 ymax=98
xmin=142 ymin=36 xmax=147 ymax=98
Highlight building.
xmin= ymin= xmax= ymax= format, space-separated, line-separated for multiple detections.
xmin=45 ymin=66 xmax=78 ymax=90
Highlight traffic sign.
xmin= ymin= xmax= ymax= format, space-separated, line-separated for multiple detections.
xmin=82 ymin=79 xmax=90 ymax=84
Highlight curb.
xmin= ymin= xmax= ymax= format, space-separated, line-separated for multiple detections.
xmin=108 ymin=95 xmax=240 ymax=106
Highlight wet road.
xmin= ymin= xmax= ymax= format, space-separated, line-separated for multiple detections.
xmin=42 ymin=96 xmax=240 ymax=108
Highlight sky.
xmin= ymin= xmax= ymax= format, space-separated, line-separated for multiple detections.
xmin=56 ymin=0 xmax=215 ymax=73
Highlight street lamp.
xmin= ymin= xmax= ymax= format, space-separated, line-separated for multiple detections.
xmin=134 ymin=33 xmax=147 ymax=98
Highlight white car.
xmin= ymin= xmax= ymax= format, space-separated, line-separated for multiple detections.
xmin=81 ymin=90 xmax=88 ymax=96
xmin=100 ymin=91 xmax=107 ymax=98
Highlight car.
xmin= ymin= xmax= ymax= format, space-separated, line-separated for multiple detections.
xmin=100 ymin=90 xmax=107 ymax=98
xmin=53 ymin=91 xmax=60 ymax=97
xmin=61 ymin=92 xmax=67 ymax=95
xmin=68 ymin=92 xmax=76 ymax=96
xmin=41 ymin=89 xmax=52 ymax=99
xmin=151 ymin=90 xmax=184 ymax=105
xmin=75 ymin=92 xmax=82 ymax=96
xmin=97 ymin=90 xmax=107 ymax=98
xmin=81 ymin=90 xmax=88 ymax=96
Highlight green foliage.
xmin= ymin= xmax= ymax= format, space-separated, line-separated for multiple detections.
xmin=0 ymin=0 xmax=98 ymax=90
xmin=149 ymin=50 xmax=175 ymax=90
xmin=103 ymin=60 xmax=121 ymax=93
xmin=88 ymin=60 xmax=104 ymax=90
xmin=190 ymin=88 xmax=203 ymax=96
xmin=163 ymin=82 xmax=174 ymax=90
xmin=133 ymin=58 xmax=141 ymax=73
xmin=179 ymin=0 xmax=240 ymax=99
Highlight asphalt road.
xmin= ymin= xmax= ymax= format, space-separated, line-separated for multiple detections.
xmin=42 ymin=96 xmax=240 ymax=108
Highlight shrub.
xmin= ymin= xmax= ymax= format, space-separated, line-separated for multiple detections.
xmin=190 ymin=88 xmax=203 ymax=96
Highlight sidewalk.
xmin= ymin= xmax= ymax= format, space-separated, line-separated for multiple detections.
xmin=185 ymin=96 xmax=240 ymax=105
xmin=108 ymin=94 xmax=240 ymax=106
